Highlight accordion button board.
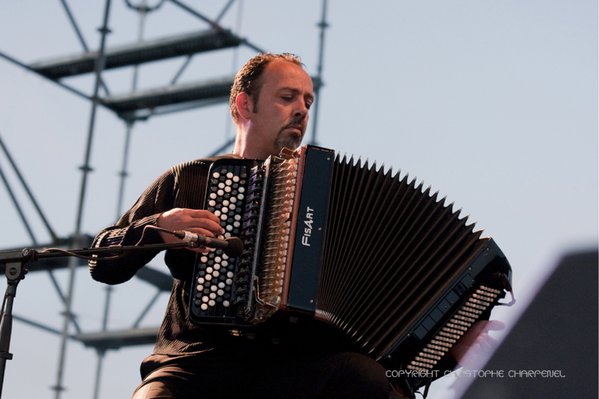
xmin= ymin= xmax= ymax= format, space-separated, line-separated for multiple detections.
xmin=189 ymin=160 xmax=258 ymax=322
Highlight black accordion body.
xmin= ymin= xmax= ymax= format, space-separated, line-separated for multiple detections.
xmin=189 ymin=145 xmax=512 ymax=376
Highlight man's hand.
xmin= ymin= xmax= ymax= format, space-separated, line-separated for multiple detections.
xmin=450 ymin=320 xmax=505 ymax=365
xmin=157 ymin=208 xmax=224 ymax=253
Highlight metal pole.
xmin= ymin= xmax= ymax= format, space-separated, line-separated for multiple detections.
xmin=0 ymin=51 xmax=92 ymax=102
xmin=309 ymin=0 xmax=329 ymax=146
xmin=115 ymin=121 xmax=134 ymax=219
xmin=91 ymin=284 xmax=111 ymax=399
xmin=93 ymin=2 xmax=147 ymax=397
xmin=58 ymin=0 xmax=111 ymax=96
xmin=0 ymin=161 xmax=73 ymax=313
xmin=92 ymin=351 xmax=106 ymax=399
xmin=0 ymin=134 xmax=58 ymax=242
xmin=168 ymin=0 xmax=266 ymax=53
xmin=52 ymin=0 xmax=113 ymax=397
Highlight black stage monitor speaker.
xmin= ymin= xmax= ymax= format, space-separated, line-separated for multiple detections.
xmin=462 ymin=249 xmax=598 ymax=399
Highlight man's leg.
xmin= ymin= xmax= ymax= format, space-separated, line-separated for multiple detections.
xmin=249 ymin=351 xmax=410 ymax=399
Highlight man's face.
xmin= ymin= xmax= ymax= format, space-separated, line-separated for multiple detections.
xmin=245 ymin=60 xmax=314 ymax=159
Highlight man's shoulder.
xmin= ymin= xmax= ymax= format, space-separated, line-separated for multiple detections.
xmin=171 ymin=154 xmax=241 ymax=171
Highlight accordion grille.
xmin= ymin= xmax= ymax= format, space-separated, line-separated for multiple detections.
xmin=317 ymin=155 xmax=487 ymax=359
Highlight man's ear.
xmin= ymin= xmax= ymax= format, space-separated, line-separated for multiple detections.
xmin=235 ymin=92 xmax=254 ymax=120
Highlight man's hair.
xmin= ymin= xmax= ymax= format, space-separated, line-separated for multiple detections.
xmin=229 ymin=53 xmax=304 ymax=123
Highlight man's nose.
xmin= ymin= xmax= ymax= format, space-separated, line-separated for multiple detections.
xmin=294 ymin=102 xmax=308 ymax=119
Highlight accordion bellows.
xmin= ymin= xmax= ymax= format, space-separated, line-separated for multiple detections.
xmin=189 ymin=145 xmax=512 ymax=374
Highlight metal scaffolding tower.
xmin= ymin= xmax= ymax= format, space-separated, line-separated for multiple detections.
xmin=0 ymin=1 xmax=328 ymax=397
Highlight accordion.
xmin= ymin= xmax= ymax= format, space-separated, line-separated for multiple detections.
xmin=189 ymin=145 xmax=512 ymax=375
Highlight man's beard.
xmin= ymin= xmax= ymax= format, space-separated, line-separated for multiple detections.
xmin=275 ymin=116 xmax=306 ymax=152
xmin=275 ymin=130 xmax=303 ymax=152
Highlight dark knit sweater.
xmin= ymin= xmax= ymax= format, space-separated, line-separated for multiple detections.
xmin=89 ymin=158 xmax=227 ymax=355
xmin=89 ymin=155 xmax=347 ymax=356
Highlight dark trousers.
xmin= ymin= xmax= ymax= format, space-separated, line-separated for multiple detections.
xmin=132 ymin=343 xmax=409 ymax=399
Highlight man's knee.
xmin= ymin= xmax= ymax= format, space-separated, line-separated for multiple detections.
xmin=332 ymin=352 xmax=387 ymax=381
xmin=323 ymin=352 xmax=392 ymax=398
xmin=131 ymin=380 xmax=177 ymax=399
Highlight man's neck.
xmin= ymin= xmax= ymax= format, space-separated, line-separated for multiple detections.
xmin=232 ymin=129 xmax=269 ymax=160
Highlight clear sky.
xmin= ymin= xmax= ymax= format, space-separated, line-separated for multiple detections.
xmin=0 ymin=1 xmax=596 ymax=398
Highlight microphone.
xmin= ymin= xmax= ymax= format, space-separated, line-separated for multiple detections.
xmin=173 ymin=230 xmax=244 ymax=257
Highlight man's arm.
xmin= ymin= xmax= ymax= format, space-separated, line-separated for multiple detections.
xmin=88 ymin=162 xmax=224 ymax=285
xmin=88 ymin=170 xmax=177 ymax=284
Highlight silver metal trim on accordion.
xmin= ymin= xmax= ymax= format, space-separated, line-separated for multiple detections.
xmin=189 ymin=145 xmax=512 ymax=375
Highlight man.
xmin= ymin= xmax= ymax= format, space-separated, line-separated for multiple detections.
xmin=89 ymin=53 xmax=409 ymax=399
xmin=154 ymin=53 xmax=313 ymax=250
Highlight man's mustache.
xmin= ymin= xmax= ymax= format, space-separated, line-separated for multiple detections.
xmin=284 ymin=115 xmax=306 ymax=132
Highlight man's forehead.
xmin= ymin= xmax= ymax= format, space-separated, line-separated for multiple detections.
xmin=261 ymin=60 xmax=313 ymax=91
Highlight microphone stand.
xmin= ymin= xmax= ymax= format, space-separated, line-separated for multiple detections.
xmin=0 ymin=241 xmax=191 ymax=398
